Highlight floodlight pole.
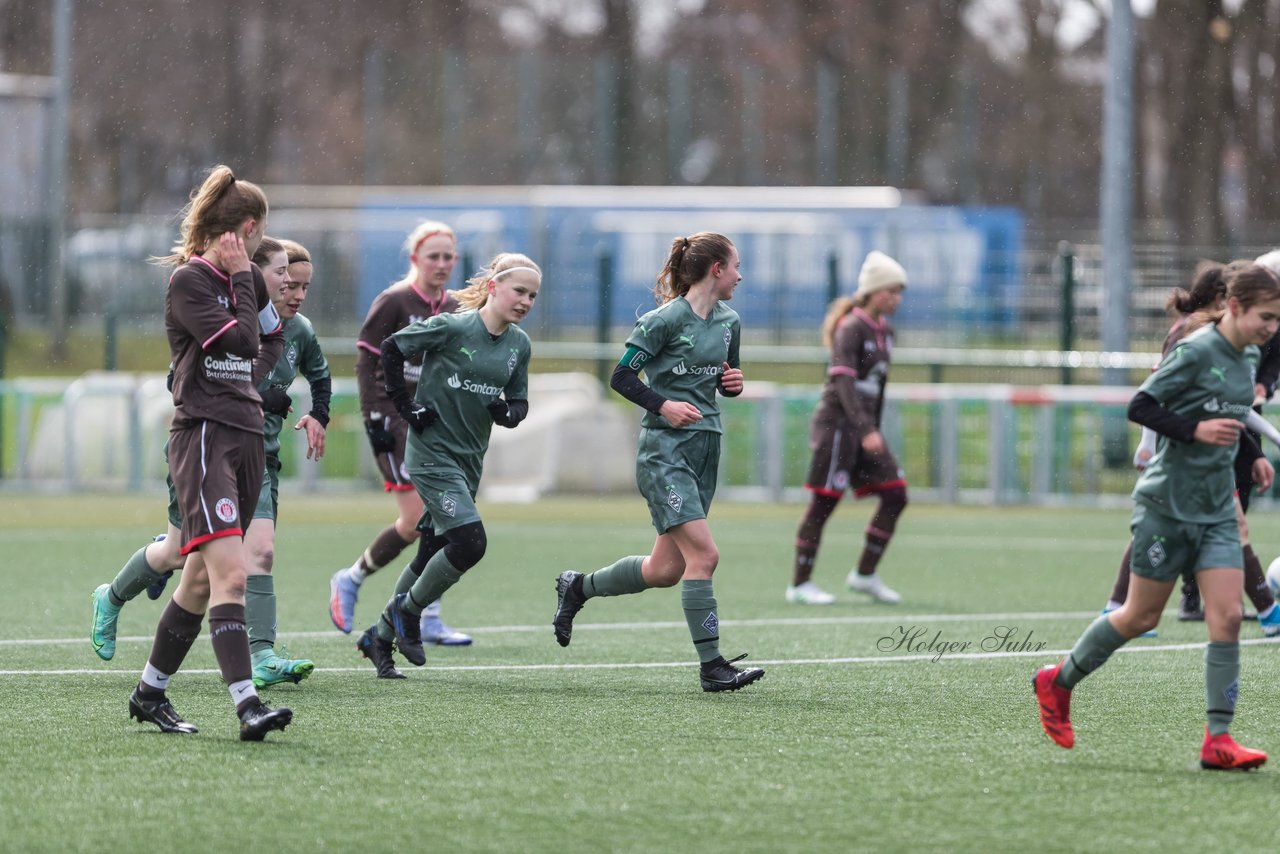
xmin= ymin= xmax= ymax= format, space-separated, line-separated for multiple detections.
xmin=1100 ymin=0 xmax=1134 ymax=462
xmin=47 ymin=0 xmax=73 ymax=360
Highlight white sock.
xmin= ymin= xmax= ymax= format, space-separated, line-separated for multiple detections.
xmin=140 ymin=662 xmax=171 ymax=692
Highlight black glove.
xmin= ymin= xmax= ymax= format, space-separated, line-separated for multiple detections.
xmin=259 ymin=386 xmax=292 ymax=417
xmin=487 ymin=399 xmax=513 ymax=427
xmin=364 ymin=417 xmax=396 ymax=454
xmin=399 ymin=401 xmax=438 ymax=433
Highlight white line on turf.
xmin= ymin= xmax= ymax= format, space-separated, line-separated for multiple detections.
xmin=4 ymin=635 xmax=1277 ymax=677
xmin=0 ymin=609 xmax=1137 ymax=647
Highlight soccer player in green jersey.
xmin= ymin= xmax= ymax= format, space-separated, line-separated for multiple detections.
xmin=355 ymin=253 xmax=539 ymax=678
xmin=551 ymin=231 xmax=765 ymax=693
xmin=1035 ymin=260 xmax=1280 ymax=770
xmin=242 ymin=238 xmax=330 ymax=687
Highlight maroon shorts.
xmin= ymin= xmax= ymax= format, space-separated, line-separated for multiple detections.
xmin=168 ymin=421 xmax=264 ymax=554
xmin=804 ymin=418 xmax=905 ymax=498
xmin=369 ymin=414 xmax=415 ymax=492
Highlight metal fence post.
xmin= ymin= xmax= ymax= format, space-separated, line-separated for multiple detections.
xmin=1059 ymin=241 xmax=1075 ymax=386
xmin=596 ymin=248 xmax=613 ymax=387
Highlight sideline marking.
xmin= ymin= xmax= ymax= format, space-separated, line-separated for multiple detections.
xmin=0 ymin=609 xmax=1122 ymax=648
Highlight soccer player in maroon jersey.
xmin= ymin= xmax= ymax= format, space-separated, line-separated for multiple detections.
xmin=788 ymin=251 xmax=909 ymax=606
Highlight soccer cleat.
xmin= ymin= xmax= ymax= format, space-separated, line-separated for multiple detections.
xmin=385 ymin=593 xmax=426 ymax=665
xmin=329 ymin=569 xmax=360 ymax=634
xmin=356 ymin=626 xmax=405 ymax=679
xmin=91 ymin=583 xmax=122 ymax=661
xmin=238 ymin=701 xmax=293 ymax=742
xmin=552 ymin=571 xmax=586 ymax=648
xmin=846 ymin=572 xmax=901 ymax=604
xmin=146 ymin=570 xmax=174 ymax=601
xmin=420 ymin=613 xmax=473 ymax=646
xmin=1101 ymin=605 xmax=1156 ymax=639
xmin=700 ymin=653 xmax=765 ymax=693
xmin=145 ymin=534 xmax=172 ymax=600
xmin=785 ymin=581 xmax=835 ymax=605
xmin=251 ymin=647 xmax=315 ymax=688
xmin=1177 ymin=582 xmax=1204 ymax=621
xmin=1200 ymin=729 xmax=1267 ymax=771
xmin=1033 ymin=661 xmax=1074 ymax=748
xmin=128 ymin=688 xmax=198 ymax=734
xmin=1260 ymin=606 xmax=1280 ymax=638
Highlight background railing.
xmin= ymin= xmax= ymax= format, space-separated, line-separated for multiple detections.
xmin=5 ymin=372 xmax=1260 ymax=508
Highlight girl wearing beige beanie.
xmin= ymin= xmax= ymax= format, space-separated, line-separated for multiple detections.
xmin=787 ymin=250 xmax=908 ymax=606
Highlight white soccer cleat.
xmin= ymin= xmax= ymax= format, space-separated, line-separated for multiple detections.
xmin=847 ymin=571 xmax=901 ymax=604
xmin=785 ymin=581 xmax=836 ymax=605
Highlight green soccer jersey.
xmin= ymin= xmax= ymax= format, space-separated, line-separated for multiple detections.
xmin=1133 ymin=324 xmax=1259 ymax=523
xmin=390 ymin=309 xmax=532 ymax=488
xmin=624 ymin=296 xmax=741 ymax=434
xmin=259 ymin=313 xmax=330 ymax=458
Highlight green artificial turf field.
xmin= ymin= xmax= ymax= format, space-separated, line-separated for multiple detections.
xmin=3 ymin=492 xmax=1279 ymax=853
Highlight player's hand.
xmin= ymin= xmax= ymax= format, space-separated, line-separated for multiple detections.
xmin=719 ymin=363 xmax=744 ymax=395
xmin=364 ymin=417 xmax=396 ymax=454
xmin=258 ymin=386 xmax=292 ymax=417
xmin=218 ymin=231 xmax=251 ymax=275
xmin=659 ymin=400 xmax=702 ymax=428
xmin=295 ymin=415 xmax=326 ymax=461
xmin=1254 ymin=456 xmax=1275 ymax=492
xmin=861 ymin=431 xmax=887 ymax=454
xmin=487 ymin=399 xmax=517 ymax=428
xmin=399 ymin=402 xmax=438 ymax=433
xmin=1133 ymin=448 xmax=1153 ymax=472
xmin=1193 ymin=418 xmax=1243 ymax=447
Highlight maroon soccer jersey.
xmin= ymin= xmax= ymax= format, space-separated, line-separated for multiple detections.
xmin=813 ymin=307 xmax=895 ymax=440
xmin=355 ymin=282 xmax=459 ymax=417
xmin=165 ymin=256 xmax=272 ymax=433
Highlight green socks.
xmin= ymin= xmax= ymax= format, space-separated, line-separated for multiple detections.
xmin=109 ymin=546 xmax=167 ymax=606
xmin=1058 ymin=614 xmax=1126 ymax=689
xmin=1205 ymin=641 xmax=1239 ymax=736
xmin=583 ymin=556 xmax=647 ymax=598
xmin=378 ymin=552 xmax=463 ymax=641
xmin=245 ymin=574 xmax=276 ymax=654
xmin=682 ymin=579 xmax=720 ymax=664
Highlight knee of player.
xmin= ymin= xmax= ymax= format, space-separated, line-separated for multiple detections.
xmin=150 ymin=538 xmax=185 ymax=572
xmin=882 ymin=485 xmax=909 ymax=516
xmin=250 ymin=544 xmax=274 ymax=573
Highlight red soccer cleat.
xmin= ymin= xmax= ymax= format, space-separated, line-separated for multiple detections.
xmin=1200 ymin=729 xmax=1267 ymax=771
xmin=1033 ymin=661 xmax=1074 ymax=749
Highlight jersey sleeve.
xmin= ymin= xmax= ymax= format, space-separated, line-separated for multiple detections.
xmin=504 ymin=339 xmax=532 ymax=401
xmin=390 ymin=313 xmax=452 ymax=360
xmin=357 ymin=291 xmax=399 ymax=356
xmin=1139 ymin=340 xmax=1202 ymax=406
xmin=297 ymin=323 xmax=331 ymax=383
xmin=169 ymin=266 xmax=259 ymax=358
xmin=624 ymin=311 xmax=670 ymax=358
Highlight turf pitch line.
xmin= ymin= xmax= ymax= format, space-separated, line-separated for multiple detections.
xmin=3 ymin=635 xmax=1277 ymax=676
xmin=0 ymin=609 xmax=1142 ymax=647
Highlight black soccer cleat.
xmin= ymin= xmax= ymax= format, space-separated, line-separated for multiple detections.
xmin=128 ymin=687 xmax=198 ymax=734
xmin=699 ymin=654 xmax=765 ymax=693
xmin=357 ymin=625 xmax=406 ymax=679
xmin=385 ymin=593 xmax=426 ymax=666
xmin=238 ymin=701 xmax=293 ymax=742
xmin=552 ymin=571 xmax=586 ymax=648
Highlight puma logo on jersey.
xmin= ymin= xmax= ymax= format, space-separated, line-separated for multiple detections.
xmin=677 ymin=334 xmax=695 ymax=347
xmin=1209 ymin=366 xmax=1226 ymax=382
xmin=460 ymin=346 xmax=477 ymax=362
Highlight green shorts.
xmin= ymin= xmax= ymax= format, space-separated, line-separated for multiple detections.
xmin=410 ymin=463 xmax=481 ymax=534
xmin=163 ymin=439 xmax=181 ymax=528
xmin=253 ymin=455 xmax=282 ymax=522
xmin=1129 ymin=502 xmax=1242 ymax=582
xmin=635 ymin=427 xmax=720 ymax=534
